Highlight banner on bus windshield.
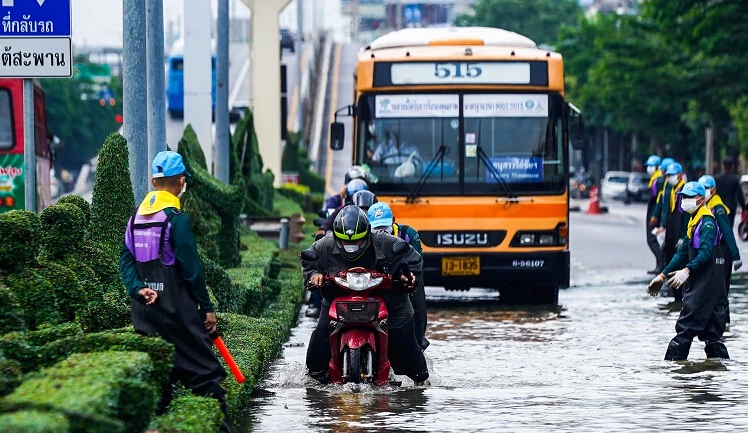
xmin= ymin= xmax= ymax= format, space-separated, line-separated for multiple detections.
xmin=464 ymin=94 xmax=548 ymax=118
xmin=486 ymin=157 xmax=544 ymax=183
xmin=373 ymin=61 xmax=549 ymax=87
xmin=375 ymin=94 xmax=458 ymax=118
xmin=0 ymin=154 xmax=24 ymax=211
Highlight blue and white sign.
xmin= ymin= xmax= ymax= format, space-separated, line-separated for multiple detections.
xmin=403 ymin=5 xmax=422 ymax=24
xmin=0 ymin=0 xmax=72 ymax=77
xmin=487 ymin=157 xmax=544 ymax=183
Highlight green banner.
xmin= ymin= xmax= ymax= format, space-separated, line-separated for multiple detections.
xmin=0 ymin=153 xmax=24 ymax=213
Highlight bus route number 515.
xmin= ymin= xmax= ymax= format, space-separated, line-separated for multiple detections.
xmin=434 ymin=63 xmax=483 ymax=79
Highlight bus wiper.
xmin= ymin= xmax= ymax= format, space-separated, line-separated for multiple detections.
xmin=476 ymin=146 xmax=516 ymax=199
xmin=406 ymin=145 xmax=449 ymax=204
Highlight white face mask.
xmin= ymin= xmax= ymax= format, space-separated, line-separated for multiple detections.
xmin=368 ymin=123 xmax=376 ymax=135
xmin=681 ymin=198 xmax=700 ymax=214
xmin=647 ymin=166 xmax=656 ymax=175
xmin=343 ymin=244 xmax=360 ymax=253
xmin=668 ymin=175 xmax=679 ymax=186
xmin=375 ymin=225 xmax=393 ymax=235
xmin=178 ymin=182 xmax=187 ymax=198
xmin=705 ymin=189 xmax=713 ymax=200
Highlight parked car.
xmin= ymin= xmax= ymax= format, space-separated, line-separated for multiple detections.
xmin=280 ymin=29 xmax=295 ymax=53
xmin=626 ymin=172 xmax=650 ymax=202
xmin=601 ymin=171 xmax=630 ymax=201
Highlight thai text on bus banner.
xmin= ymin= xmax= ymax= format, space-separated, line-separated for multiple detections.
xmin=375 ymin=94 xmax=459 ymax=118
xmin=464 ymin=94 xmax=548 ymax=118
xmin=486 ymin=157 xmax=543 ymax=183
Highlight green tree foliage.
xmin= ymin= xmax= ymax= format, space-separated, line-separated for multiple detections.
xmin=41 ymin=60 xmax=123 ymax=171
xmin=88 ymin=133 xmax=136 ymax=259
xmin=455 ymin=0 xmax=582 ymax=45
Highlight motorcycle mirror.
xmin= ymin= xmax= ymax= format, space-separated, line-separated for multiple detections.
xmin=391 ymin=241 xmax=409 ymax=256
xmin=301 ymin=250 xmax=319 ymax=262
xmin=313 ymin=218 xmax=325 ymax=227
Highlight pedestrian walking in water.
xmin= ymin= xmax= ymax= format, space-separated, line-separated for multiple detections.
xmin=645 ymin=155 xmax=665 ymax=274
xmin=647 ymin=181 xmax=729 ymax=361
xmin=654 ymin=162 xmax=688 ymax=300
xmin=699 ymin=175 xmax=742 ymax=326
xmin=119 ymin=151 xmax=232 ymax=432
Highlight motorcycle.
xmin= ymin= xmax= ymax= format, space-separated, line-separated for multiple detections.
xmin=739 ymin=209 xmax=748 ymax=242
xmin=301 ymin=242 xmax=411 ymax=385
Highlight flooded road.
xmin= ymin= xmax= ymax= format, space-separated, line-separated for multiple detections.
xmin=241 ymin=279 xmax=748 ymax=432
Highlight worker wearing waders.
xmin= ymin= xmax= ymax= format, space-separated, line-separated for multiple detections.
xmin=657 ymin=162 xmax=688 ymax=300
xmin=645 ymin=155 xmax=665 ymax=274
xmin=647 ymin=181 xmax=729 ymax=361
xmin=119 ymin=151 xmax=232 ymax=433
xmin=699 ymin=175 xmax=743 ymax=326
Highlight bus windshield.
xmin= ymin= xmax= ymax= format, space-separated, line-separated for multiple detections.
xmin=356 ymin=93 xmax=566 ymax=195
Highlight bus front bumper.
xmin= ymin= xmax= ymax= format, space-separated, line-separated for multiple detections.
xmin=422 ymin=250 xmax=570 ymax=289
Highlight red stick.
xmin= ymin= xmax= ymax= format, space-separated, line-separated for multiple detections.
xmin=213 ymin=335 xmax=245 ymax=383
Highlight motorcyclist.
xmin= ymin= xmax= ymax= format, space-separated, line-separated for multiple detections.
xmin=351 ymin=190 xmax=377 ymax=212
xmin=368 ymin=202 xmax=429 ymax=351
xmin=322 ymin=166 xmax=372 ymax=214
xmin=302 ymin=206 xmax=429 ymax=385
xmin=319 ymin=178 xmax=369 ymax=234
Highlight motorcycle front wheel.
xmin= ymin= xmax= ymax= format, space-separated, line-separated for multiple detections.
xmin=740 ymin=221 xmax=748 ymax=241
xmin=348 ymin=348 xmax=362 ymax=384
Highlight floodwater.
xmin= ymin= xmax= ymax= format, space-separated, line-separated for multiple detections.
xmin=240 ymin=280 xmax=748 ymax=432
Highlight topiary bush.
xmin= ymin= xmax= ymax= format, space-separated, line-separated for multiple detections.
xmin=231 ymin=109 xmax=275 ymax=216
xmin=182 ymin=193 xmax=221 ymax=259
xmin=0 ymin=283 xmax=26 ymax=335
xmin=0 ymin=410 xmax=70 ymax=433
xmin=0 ymin=210 xmax=41 ymax=273
xmin=148 ymin=388 xmax=223 ymax=433
xmin=88 ymin=133 xmax=136 ymax=260
xmin=56 ymin=195 xmax=91 ymax=226
xmin=0 ymin=357 xmax=22 ymax=397
xmin=0 ymin=270 xmax=63 ymax=330
xmin=179 ymin=125 xmax=244 ymax=268
xmin=2 ymin=351 xmax=156 ymax=433
xmin=39 ymin=204 xmax=86 ymax=259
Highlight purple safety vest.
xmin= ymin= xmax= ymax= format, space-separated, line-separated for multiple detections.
xmin=125 ymin=209 xmax=177 ymax=266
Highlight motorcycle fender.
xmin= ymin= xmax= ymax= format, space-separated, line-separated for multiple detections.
xmin=339 ymin=329 xmax=377 ymax=353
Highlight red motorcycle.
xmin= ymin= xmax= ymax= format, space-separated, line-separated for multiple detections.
xmin=302 ymin=242 xmax=411 ymax=385
xmin=739 ymin=209 xmax=748 ymax=242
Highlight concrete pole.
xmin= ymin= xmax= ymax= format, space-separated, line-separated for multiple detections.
xmin=147 ymin=0 xmax=167 ymax=173
xmin=396 ymin=0 xmax=403 ymax=30
xmin=296 ymin=0 xmax=303 ymax=134
xmin=215 ymin=0 xmax=230 ymax=183
xmin=705 ymin=124 xmax=714 ymax=176
xmin=184 ymin=0 xmax=214 ymax=171
xmin=23 ymin=79 xmax=36 ymax=212
xmin=123 ymin=0 xmax=149 ymax=203
xmin=246 ymin=0 xmax=292 ymax=187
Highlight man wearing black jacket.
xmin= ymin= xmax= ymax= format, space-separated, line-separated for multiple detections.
xmin=715 ymin=156 xmax=747 ymax=228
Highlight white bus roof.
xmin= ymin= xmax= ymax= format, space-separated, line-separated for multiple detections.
xmin=366 ymin=27 xmax=537 ymax=51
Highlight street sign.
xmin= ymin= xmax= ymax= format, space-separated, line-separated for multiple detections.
xmin=0 ymin=0 xmax=72 ymax=77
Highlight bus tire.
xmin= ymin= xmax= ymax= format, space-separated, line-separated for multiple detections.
xmin=532 ymin=284 xmax=559 ymax=305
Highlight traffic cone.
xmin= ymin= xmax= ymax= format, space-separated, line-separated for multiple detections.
xmin=587 ymin=186 xmax=601 ymax=214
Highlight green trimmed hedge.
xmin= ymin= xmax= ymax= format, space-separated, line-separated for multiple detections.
xmin=0 ymin=210 xmax=41 ymax=272
xmin=231 ymin=109 xmax=275 ymax=216
xmin=148 ymin=389 xmax=223 ymax=433
xmin=2 ymin=351 xmax=156 ymax=433
xmin=0 ymin=410 xmax=70 ymax=433
xmin=87 ymin=133 xmax=136 ymax=259
xmin=56 ymin=194 xmax=91 ymax=226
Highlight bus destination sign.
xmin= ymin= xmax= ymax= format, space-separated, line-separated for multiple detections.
xmin=373 ymin=61 xmax=548 ymax=87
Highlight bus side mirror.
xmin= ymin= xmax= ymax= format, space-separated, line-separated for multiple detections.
xmin=330 ymin=122 xmax=345 ymax=151
xmin=568 ymin=103 xmax=584 ymax=150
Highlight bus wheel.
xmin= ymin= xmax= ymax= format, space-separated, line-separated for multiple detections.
xmin=532 ymin=285 xmax=559 ymax=305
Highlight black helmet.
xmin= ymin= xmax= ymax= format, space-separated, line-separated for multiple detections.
xmin=345 ymin=165 xmax=370 ymax=184
xmin=351 ymin=190 xmax=377 ymax=211
xmin=333 ymin=205 xmax=371 ymax=261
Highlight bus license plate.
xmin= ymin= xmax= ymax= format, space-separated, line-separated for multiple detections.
xmin=441 ymin=257 xmax=480 ymax=276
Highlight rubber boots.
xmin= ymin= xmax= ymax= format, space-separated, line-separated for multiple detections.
xmin=705 ymin=340 xmax=730 ymax=359
xmin=664 ymin=339 xmax=691 ymax=361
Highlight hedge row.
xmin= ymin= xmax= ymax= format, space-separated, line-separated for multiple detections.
xmin=148 ymin=389 xmax=223 ymax=433
xmin=1 ymin=351 xmax=156 ymax=433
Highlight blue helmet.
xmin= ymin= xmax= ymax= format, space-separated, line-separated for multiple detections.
xmin=645 ymin=155 xmax=661 ymax=167
xmin=678 ymin=181 xmax=706 ymax=198
xmin=665 ymin=162 xmax=683 ymax=175
xmin=367 ymin=202 xmax=394 ymax=229
xmin=660 ymin=157 xmax=674 ymax=171
xmin=698 ymin=175 xmax=716 ymax=189
xmin=345 ymin=178 xmax=368 ymax=198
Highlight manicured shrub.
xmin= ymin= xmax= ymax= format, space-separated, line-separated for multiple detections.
xmin=0 ymin=210 xmax=41 ymax=272
xmin=56 ymin=194 xmax=91 ymax=226
xmin=0 ymin=270 xmax=63 ymax=330
xmin=202 ymin=254 xmax=244 ymax=314
xmin=277 ymin=183 xmax=309 ymax=206
xmin=179 ymin=126 xmax=244 ymax=268
xmin=182 ymin=192 xmax=221 ymax=259
xmin=148 ymin=388 xmax=223 ymax=433
xmin=88 ymin=133 xmax=136 ymax=259
xmin=0 ymin=410 xmax=70 ymax=433
xmin=39 ymin=204 xmax=85 ymax=258
xmin=0 ymin=283 xmax=26 ymax=335
xmin=231 ymin=109 xmax=276 ymax=217
xmin=0 ymin=323 xmax=83 ymax=373
xmin=0 ymin=357 xmax=22 ymax=397
xmin=3 ymin=351 xmax=156 ymax=433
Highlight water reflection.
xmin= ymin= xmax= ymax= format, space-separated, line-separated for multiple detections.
xmin=246 ymin=283 xmax=748 ymax=432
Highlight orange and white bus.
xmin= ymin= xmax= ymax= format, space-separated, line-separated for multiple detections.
xmin=330 ymin=27 xmax=583 ymax=304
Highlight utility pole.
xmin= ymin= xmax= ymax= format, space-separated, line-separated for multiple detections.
xmin=147 ymin=0 xmax=167 ymax=177
xmin=705 ymin=121 xmax=714 ymax=175
xmin=352 ymin=0 xmax=359 ymax=41
xmin=23 ymin=80 xmax=35 ymax=212
xmin=215 ymin=0 xmax=230 ymax=183
xmin=396 ymin=0 xmax=403 ymax=30
xmin=124 ymin=0 xmax=149 ymax=202
xmin=296 ymin=0 xmax=304 ymax=134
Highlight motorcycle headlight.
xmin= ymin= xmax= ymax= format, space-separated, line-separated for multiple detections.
xmin=336 ymin=272 xmax=383 ymax=291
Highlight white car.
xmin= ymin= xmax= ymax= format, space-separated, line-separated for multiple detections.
xmin=601 ymin=171 xmax=630 ymax=201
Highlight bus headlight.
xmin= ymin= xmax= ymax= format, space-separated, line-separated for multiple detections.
xmin=538 ymin=234 xmax=555 ymax=245
xmin=519 ymin=234 xmax=535 ymax=245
